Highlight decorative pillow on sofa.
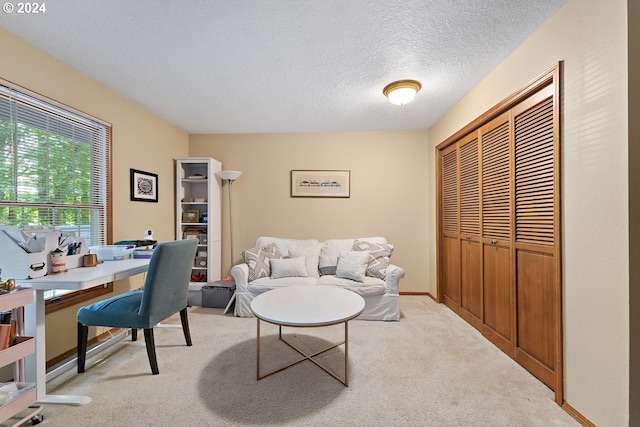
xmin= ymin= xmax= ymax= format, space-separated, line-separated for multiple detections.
xmin=319 ymin=255 xmax=338 ymax=276
xmin=336 ymin=250 xmax=370 ymax=282
xmin=352 ymin=239 xmax=394 ymax=279
xmin=270 ymin=257 xmax=309 ymax=279
xmin=241 ymin=243 xmax=282 ymax=282
xmin=288 ymin=248 xmax=320 ymax=278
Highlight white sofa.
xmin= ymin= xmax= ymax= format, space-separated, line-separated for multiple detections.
xmin=231 ymin=236 xmax=404 ymax=321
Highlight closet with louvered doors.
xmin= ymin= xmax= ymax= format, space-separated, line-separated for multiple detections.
xmin=440 ymin=132 xmax=482 ymax=329
xmin=440 ymin=142 xmax=461 ymax=311
xmin=458 ymin=132 xmax=482 ymax=329
xmin=512 ymin=84 xmax=559 ymax=390
xmin=436 ymin=65 xmax=562 ymax=402
xmin=479 ymin=111 xmax=514 ymax=357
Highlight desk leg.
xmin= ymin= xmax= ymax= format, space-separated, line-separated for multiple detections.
xmin=24 ymin=289 xmax=91 ymax=406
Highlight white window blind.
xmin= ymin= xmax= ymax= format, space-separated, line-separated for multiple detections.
xmin=0 ymin=80 xmax=110 ymax=247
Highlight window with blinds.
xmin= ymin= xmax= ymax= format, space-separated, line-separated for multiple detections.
xmin=0 ymin=80 xmax=111 ymax=305
xmin=0 ymin=82 xmax=109 ymax=243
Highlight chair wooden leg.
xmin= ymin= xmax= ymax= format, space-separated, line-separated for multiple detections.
xmin=77 ymin=322 xmax=88 ymax=373
xmin=143 ymin=328 xmax=159 ymax=375
xmin=132 ymin=328 xmax=138 ymax=341
xmin=180 ymin=307 xmax=192 ymax=346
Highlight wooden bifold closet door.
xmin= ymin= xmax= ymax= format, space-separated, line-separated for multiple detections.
xmin=512 ymin=86 xmax=558 ymax=389
xmin=479 ymin=112 xmax=514 ymax=356
xmin=436 ymin=65 xmax=562 ymax=403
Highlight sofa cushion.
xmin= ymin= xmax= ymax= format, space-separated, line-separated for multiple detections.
xmin=270 ymin=257 xmax=308 ymax=279
xmin=248 ymin=276 xmax=317 ymax=294
xmin=241 ymin=243 xmax=282 ymax=282
xmin=319 ymin=255 xmax=338 ymax=276
xmin=336 ymin=250 xmax=370 ymax=282
xmin=320 ymin=237 xmax=387 ymax=257
xmin=317 ymin=275 xmax=386 ymax=296
xmin=256 ymin=237 xmax=319 ymax=258
xmin=352 ymin=239 xmax=395 ymax=279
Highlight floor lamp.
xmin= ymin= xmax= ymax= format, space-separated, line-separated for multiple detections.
xmin=215 ymin=170 xmax=242 ymax=272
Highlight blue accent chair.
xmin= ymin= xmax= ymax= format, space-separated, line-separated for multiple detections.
xmin=77 ymin=239 xmax=198 ymax=375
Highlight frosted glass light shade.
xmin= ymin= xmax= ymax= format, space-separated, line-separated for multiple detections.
xmin=383 ymin=80 xmax=422 ymax=106
xmin=216 ymin=170 xmax=242 ymax=181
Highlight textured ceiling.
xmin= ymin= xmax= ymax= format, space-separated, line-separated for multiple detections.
xmin=0 ymin=0 xmax=566 ymax=134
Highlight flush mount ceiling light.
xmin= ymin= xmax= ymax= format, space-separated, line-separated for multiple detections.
xmin=383 ymin=79 xmax=422 ymax=106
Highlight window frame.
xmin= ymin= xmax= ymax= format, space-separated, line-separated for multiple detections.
xmin=0 ymin=78 xmax=113 ymax=313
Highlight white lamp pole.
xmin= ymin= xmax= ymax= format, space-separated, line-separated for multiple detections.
xmin=215 ymin=170 xmax=242 ymax=270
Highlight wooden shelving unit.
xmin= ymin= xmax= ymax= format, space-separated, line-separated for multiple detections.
xmin=175 ymin=157 xmax=222 ymax=286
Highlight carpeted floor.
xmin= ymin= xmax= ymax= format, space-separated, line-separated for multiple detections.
xmin=4 ymin=296 xmax=581 ymax=426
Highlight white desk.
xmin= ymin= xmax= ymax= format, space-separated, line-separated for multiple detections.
xmin=16 ymin=258 xmax=150 ymax=406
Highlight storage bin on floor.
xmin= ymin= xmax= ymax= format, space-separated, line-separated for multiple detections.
xmin=187 ymin=283 xmax=203 ymax=306
xmin=202 ymin=280 xmax=236 ymax=308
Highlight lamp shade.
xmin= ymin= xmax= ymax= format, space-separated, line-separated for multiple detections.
xmin=383 ymin=80 xmax=422 ymax=106
xmin=216 ymin=170 xmax=242 ymax=181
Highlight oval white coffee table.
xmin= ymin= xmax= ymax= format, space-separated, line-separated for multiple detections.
xmin=250 ymin=285 xmax=365 ymax=386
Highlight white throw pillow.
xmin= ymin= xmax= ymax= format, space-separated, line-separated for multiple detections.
xmin=270 ymin=257 xmax=309 ymax=279
xmin=289 ymin=248 xmax=320 ymax=278
xmin=336 ymin=250 xmax=370 ymax=282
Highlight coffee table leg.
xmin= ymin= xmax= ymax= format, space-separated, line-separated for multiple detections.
xmin=255 ymin=320 xmax=351 ymax=386
xmin=256 ymin=318 xmax=261 ymax=380
xmin=344 ymin=320 xmax=349 ymax=387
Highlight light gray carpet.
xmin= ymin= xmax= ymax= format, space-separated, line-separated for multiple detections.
xmin=7 ymin=296 xmax=580 ymax=426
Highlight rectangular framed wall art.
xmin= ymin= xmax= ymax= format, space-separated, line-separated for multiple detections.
xmin=182 ymin=209 xmax=200 ymax=223
xmin=130 ymin=168 xmax=158 ymax=202
xmin=290 ymin=170 xmax=350 ymax=198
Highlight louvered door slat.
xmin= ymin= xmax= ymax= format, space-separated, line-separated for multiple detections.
xmin=442 ymin=149 xmax=459 ymax=234
xmin=515 ymin=97 xmax=554 ymax=245
xmin=514 ymin=102 xmax=553 ymax=130
xmin=482 ymin=122 xmax=510 ymax=240
xmin=459 ymin=138 xmax=479 ymax=237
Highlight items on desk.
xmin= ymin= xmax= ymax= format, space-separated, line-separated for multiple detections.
xmin=82 ymin=253 xmax=99 ymax=267
xmin=0 ymin=226 xmax=56 ymax=279
xmin=57 ymin=234 xmax=88 ymax=256
xmin=50 ymin=248 xmax=67 ymax=274
xmin=133 ymin=248 xmax=155 ymax=259
xmin=0 ymin=227 xmax=46 ymax=254
xmin=66 ymin=242 xmax=81 ymax=255
xmin=89 ymin=245 xmax=135 ymax=261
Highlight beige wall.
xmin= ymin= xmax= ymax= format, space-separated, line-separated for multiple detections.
xmin=628 ymin=0 xmax=640 ymax=424
xmin=428 ymin=1 xmax=629 ymax=425
xmin=189 ymin=131 xmax=430 ymax=293
xmin=1 ymin=2 xmax=633 ymax=424
xmin=0 ymin=28 xmax=190 ymax=359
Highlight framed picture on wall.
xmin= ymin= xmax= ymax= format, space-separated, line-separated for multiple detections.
xmin=130 ymin=168 xmax=158 ymax=202
xmin=290 ymin=170 xmax=350 ymax=198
